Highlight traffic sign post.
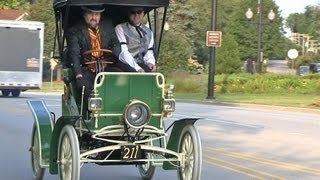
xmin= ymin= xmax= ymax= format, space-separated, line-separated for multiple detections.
xmin=287 ymin=49 xmax=299 ymax=73
xmin=287 ymin=49 xmax=298 ymax=60
xmin=206 ymin=31 xmax=222 ymax=47
xmin=50 ymin=58 xmax=58 ymax=89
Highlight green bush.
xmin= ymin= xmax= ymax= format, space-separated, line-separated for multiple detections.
xmin=167 ymin=72 xmax=320 ymax=95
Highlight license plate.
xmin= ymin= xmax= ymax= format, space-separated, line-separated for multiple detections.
xmin=121 ymin=145 xmax=141 ymax=160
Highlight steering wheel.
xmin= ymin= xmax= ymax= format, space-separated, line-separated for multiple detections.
xmin=83 ymin=49 xmax=114 ymax=63
xmin=83 ymin=49 xmax=115 ymax=73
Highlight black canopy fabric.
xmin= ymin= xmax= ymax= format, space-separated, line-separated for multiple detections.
xmin=53 ymin=0 xmax=169 ymax=9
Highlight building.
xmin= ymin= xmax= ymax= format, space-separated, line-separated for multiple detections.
xmin=0 ymin=9 xmax=29 ymax=20
xmin=289 ymin=33 xmax=320 ymax=54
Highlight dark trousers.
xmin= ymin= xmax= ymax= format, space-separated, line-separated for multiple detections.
xmin=114 ymin=61 xmax=151 ymax=72
xmin=76 ymin=64 xmax=122 ymax=103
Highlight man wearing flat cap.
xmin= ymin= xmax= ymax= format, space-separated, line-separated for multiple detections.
xmin=67 ymin=5 xmax=121 ymax=106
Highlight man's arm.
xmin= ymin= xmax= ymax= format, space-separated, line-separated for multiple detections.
xmin=143 ymin=31 xmax=156 ymax=72
xmin=66 ymin=28 xmax=82 ymax=76
xmin=143 ymin=31 xmax=156 ymax=65
xmin=115 ymin=24 xmax=142 ymax=71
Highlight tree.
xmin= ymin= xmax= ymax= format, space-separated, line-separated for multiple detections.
xmin=286 ymin=13 xmax=307 ymax=33
xmin=0 ymin=0 xmax=29 ymax=9
xmin=227 ymin=0 xmax=289 ymax=60
xmin=286 ymin=5 xmax=320 ymax=41
xmin=27 ymin=0 xmax=55 ymax=81
xmin=215 ymin=33 xmax=242 ymax=74
xmin=27 ymin=0 xmax=55 ymax=57
xmin=294 ymin=52 xmax=320 ymax=69
xmin=158 ymin=30 xmax=192 ymax=75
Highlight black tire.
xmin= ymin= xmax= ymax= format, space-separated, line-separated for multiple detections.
xmin=30 ymin=124 xmax=45 ymax=180
xmin=177 ymin=125 xmax=202 ymax=180
xmin=2 ymin=89 xmax=10 ymax=97
xmin=11 ymin=89 xmax=21 ymax=97
xmin=138 ymin=153 xmax=156 ymax=180
xmin=57 ymin=125 xmax=80 ymax=180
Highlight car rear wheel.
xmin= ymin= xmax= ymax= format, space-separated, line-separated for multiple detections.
xmin=138 ymin=153 xmax=156 ymax=180
xmin=177 ymin=125 xmax=202 ymax=180
xmin=30 ymin=123 xmax=45 ymax=180
xmin=58 ymin=125 xmax=80 ymax=180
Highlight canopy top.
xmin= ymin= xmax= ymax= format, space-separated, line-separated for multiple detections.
xmin=53 ymin=0 xmax=169 ymax=9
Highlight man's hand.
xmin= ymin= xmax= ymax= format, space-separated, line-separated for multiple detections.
xmin=76 ymin=74 xmax=83 ymax=79
xmin=75 ymin=74 xmax=86 ymax=90
xmin=137 ymin=68 xmax=145 ymax=73
xmin=147 ymin=63 xmax=156 ymax=72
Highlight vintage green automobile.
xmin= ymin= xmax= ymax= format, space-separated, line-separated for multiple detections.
xmin=27 ymin=0 xmax=202 ymax=180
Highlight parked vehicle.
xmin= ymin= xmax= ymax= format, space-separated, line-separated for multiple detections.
xmin=27 ymin=0 xmax=202 ymax=180
xmin=309 ymin=63 xmax=320 ymax=73
xmin=298 ymin=65 xmax=310 ymax=76
xmin=0 ymin=20 xmax=44 ymax=97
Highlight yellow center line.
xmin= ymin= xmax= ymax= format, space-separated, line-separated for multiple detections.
xmin=204 ymin=155 xmax=285 ymax=180
xmin=203 ymin=159 xmax=265 ymax=180
xmin=204 ymin=147 xmax=320 ymax=176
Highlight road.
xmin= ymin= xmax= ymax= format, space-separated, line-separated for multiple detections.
xmin=267 ymin=60 xmax=295 ymax=74
xmin=1 ymin=92 xmax=320 ymax=179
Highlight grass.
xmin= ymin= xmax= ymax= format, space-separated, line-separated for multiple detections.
xmin=31 ymin=80 xmax=320 ymax=109
xmin=175 ymin=93 xmax=320 ymax=109
xmin=29 ymin=81 xmax=64 ymax=92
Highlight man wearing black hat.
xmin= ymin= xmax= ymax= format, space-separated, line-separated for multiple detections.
xmin=67 ymin=5 xmax=121 ymax=104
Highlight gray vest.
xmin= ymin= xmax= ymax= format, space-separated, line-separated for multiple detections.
xmin=120 ymin=23 xmax=152 ymax=63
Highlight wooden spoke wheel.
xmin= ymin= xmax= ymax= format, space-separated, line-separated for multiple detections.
xmin=30 ymin=123 xmax=45 ymax=180
xmin=138 ymin=153 xmax=156 ymax=180
xmin=57 ymin=125 xmax=80 ymax=180
xmin=177 ymin=125 xmax=202 ymax=180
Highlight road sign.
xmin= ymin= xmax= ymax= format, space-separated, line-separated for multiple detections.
xmin=50 ymin=58 xmax=58 ymax=70
xmin=287 ymin=49 xmax=298 ymax=59
xmin=206 ymin=31 xmax=222 ymax=47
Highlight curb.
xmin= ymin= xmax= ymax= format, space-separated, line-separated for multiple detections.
xmin=176 ymin=99 xmax=320 ymax=114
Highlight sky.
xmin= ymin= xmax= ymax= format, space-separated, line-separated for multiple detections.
xmin=273 ymin=0 xmax=319 ymax=35
xmin=274 ymin=0 xmax=320 ymax=18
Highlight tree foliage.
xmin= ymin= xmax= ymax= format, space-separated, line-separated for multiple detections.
xmin=158 ymin=30 xmax=192 ymax=75
xmin=215 ymin=33 xmax=242 ymax=74
xmin=27 ymin=0 xmax=55 ymax=57
xmin=12 ymin=0 xmax=313 ymax=75
xmin=286 ymin=6 xmax=320 ymax=42
xmin=0 ymin=0 xmax=29 ymax=9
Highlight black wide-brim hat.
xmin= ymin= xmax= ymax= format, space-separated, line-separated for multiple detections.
xmin=81 ymin=5 xmax=105 ymax=13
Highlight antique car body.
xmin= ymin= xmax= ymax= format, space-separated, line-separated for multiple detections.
xmin=27 ymin=0 xmax=202 ymax=179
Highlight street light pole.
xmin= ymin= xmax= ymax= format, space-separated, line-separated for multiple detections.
xmin=257 ymin=0 xmax=263 ymax=73
xmin=246 ymin=0 xmax=275 ymax=73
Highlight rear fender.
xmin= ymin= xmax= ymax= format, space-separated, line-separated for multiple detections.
xmin=27 ymin=100 xmax=54 ymax=167
xmin=49 ymin=116 xmax=79 ymax=174
xmin=163 ymin=118 xmax=200 ymax=170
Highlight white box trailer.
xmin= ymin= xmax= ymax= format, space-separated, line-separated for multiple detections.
xmin=0 ymin=20 xmax=44 ymax=97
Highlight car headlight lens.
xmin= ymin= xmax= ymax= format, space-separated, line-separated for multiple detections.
xmin=124 ymin=100 xmax=151 ymax=129
xmin=88 ymin=97 xmax=102 ymax=111
xmin=164 ymin=99 xmax=175 ymax=112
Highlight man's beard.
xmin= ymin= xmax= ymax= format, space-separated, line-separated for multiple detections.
xmin=88 ymin=20 xmax=98 ymax=28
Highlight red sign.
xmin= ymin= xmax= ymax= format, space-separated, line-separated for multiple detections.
xmin=206 ymin=31 xmax=222 ymax=47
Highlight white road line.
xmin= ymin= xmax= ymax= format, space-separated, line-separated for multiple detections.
xmin=288 ymin=132 xmax=305 ymax=136
xmin=172 ymin=113 xmax=260 ymax=128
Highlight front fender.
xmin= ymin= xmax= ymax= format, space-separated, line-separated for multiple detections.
xmin=49 ymin=116 xmax=79 ymax=174
xmin=27 ymin=100 xmax=54 ymax=167
xmin=163 ymin=118 xmax=200 ymax=170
